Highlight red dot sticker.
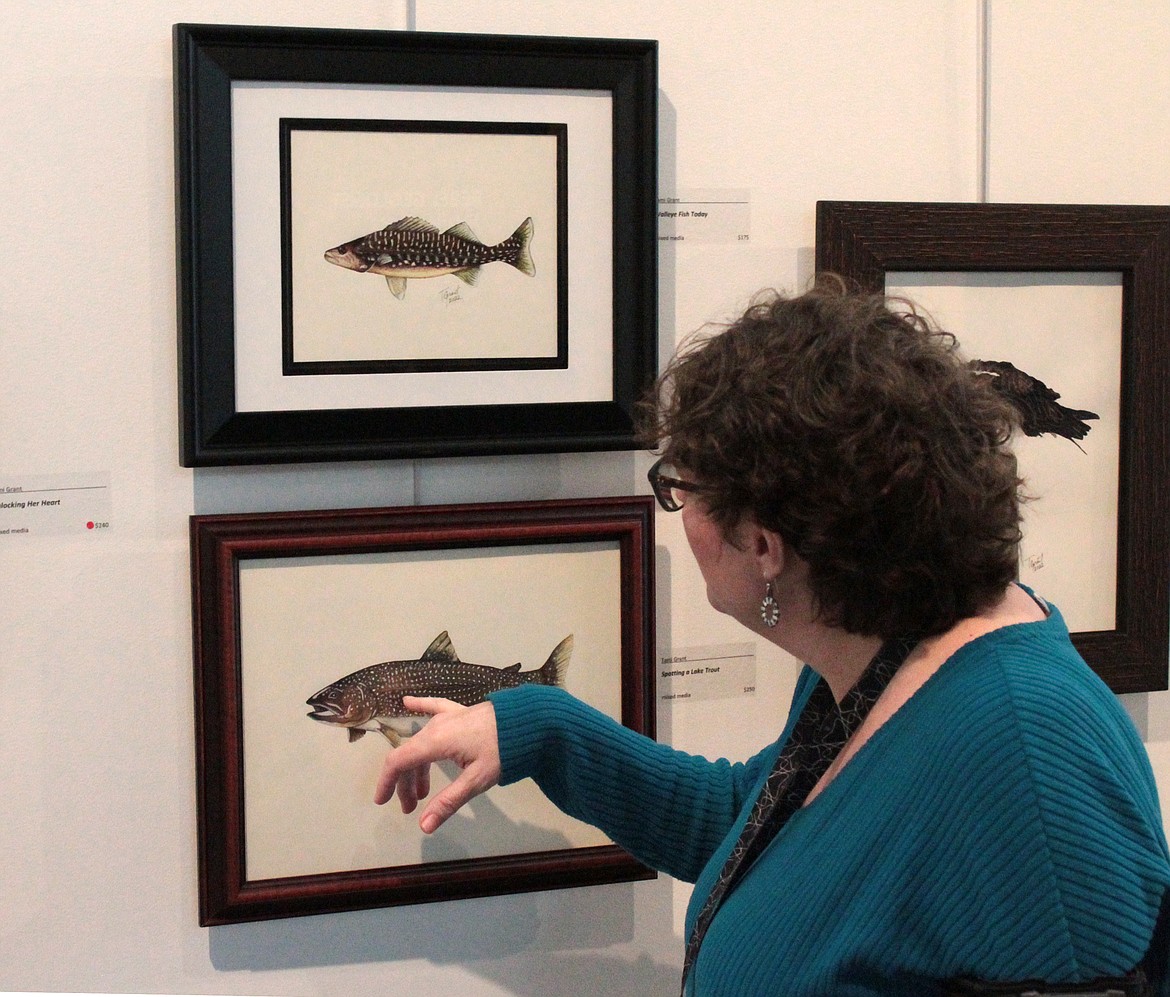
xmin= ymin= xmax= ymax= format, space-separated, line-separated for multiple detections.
xmin=86 ymin=521 xmax=94 ymax=530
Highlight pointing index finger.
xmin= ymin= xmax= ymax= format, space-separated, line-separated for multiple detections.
xmin=401 ymin=695 xmax=463 ymax=716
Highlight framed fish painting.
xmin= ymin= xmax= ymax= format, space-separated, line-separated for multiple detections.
xmin=280 ymin=118 xmax=566 ymax=376
xmin=174 ymin=24 xmax=657 ymax=465
xmin=190 ymin=496 xmax=655 ymax=924
xmin=815 ymin=200 xmax=1170 ymax=693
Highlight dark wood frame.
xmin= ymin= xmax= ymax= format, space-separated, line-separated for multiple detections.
xmin=174 ymin=23 xmax=657 ymax=465
xmin=190 ymin=496 xmax=656 ymax=925
xmin=816 ymin=200 xmax=1170 ymax=693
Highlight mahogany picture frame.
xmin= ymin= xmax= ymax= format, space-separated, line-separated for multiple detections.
xmin=816 ymin=200 xmax=1170 ymax=693
xmin=190 ymin=496 xmax=656 ymax=925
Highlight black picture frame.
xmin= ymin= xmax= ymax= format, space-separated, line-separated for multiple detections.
xmin=190 ymin=496 xmax=656 ymax=925
xmin=816 ymin=200 xmax=1170 ymax=693
xmin=174 ymin=24 xmax=657 ymax=465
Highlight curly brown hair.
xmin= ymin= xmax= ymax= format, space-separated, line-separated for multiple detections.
xmin=641 ymin=277 xmax=1024 ymax=639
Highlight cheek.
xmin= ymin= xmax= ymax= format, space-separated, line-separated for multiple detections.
xmin=682 ymin=508 xmax=738 ymax=602
xmin=681 ymin=507 xmax=718 ymax=566
xmin=682 ymin=509 xmax=762 ymax=621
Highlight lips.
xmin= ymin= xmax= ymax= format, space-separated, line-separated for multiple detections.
xmin=306 ymin=699 xmax=344 ymax=722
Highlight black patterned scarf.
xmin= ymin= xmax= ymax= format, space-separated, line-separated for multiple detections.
xmin=680 ymin=633 xmax=921 ymax=995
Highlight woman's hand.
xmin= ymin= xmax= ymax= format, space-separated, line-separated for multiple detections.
xmin=373 ymin=696 xmax=501 ymax=834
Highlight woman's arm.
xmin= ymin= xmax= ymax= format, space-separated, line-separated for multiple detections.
xmin=373 ymin=687 xmax=777 ymax=882
xmin=491 ymin=684 xmax=773 ymax=882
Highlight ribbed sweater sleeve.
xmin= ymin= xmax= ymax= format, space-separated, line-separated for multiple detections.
xmin=487 ymin=682 xmax=806 ymax=882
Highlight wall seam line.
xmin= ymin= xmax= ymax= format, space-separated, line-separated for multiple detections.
xmin=977 ymin=0 xmax=991 ymax=203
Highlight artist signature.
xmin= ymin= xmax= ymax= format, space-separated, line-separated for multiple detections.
xmin=440 ymin=288 xmax=462 ymax=306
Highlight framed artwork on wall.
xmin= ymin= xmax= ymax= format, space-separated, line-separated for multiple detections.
xmin=816 ymin=200 xmax=1170 ymax=693
xmin=190 ymin=496 xmax=656 ymax=924
xmin=279 ymin=117 xmax=568 ymax=377
xmin=174 ymin=24 xmax=657 ymax=465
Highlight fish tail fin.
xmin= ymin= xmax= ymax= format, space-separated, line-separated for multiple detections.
xmin=507 ymin=217 xmax=535 ymax=277
xmin=531 ymin=634 xmax=573 ymax=687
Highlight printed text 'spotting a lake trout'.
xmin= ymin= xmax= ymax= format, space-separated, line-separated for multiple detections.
xmin=306 ymin=631 xmax=572 ymax=747
xmin=324 ymin=215 xmax=535 ymax=300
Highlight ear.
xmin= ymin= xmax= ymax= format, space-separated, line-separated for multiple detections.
xmin=741 ymin=520 xmax=785 ymax=581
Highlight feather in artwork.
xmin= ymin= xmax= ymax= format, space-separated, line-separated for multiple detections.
xmin=969 ymin=359 xmax=1099 ymax=450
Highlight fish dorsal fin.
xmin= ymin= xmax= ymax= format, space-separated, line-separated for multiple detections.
xmin=421 ymin=630 xmax=460 ymax=664
xmin=443 ymin=221 xmax=482 ymax=245
xmin=504 ymin=662 xmax=522 ymax=673
xmin=385 ymin=216 xmax=439 ymax=234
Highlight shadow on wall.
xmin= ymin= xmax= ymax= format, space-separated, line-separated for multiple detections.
xmin=349 ymin=763 xmax=582 ymax=868
xmin=468 ymin=948 xmax=680 ymax=996
xmin=208 ymin=872 xmax=679 ymax=996
xmin=657 ymin=92 xmax=679 ymax=377
xmin=209 ymin=777 xmax=681 ymax=995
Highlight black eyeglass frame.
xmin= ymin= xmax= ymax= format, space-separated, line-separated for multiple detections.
xmin=647 ymin=456 xmax=707 ymax=512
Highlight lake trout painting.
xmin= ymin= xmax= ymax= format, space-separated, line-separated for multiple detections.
xmin=306 ymin=631 xmax=572 ymax=747
xmin=324 ymin=215 xmax=536 ymax=300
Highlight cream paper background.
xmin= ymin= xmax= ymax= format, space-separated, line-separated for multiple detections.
xmin=239 ymin=541 xmax=623 ymax=881
xmin=289 ymin=126 xmax=560 ymax=364
xmin=888 ymin=272 xmax=1123 ymax=632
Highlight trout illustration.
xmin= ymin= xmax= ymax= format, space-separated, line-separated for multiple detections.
xmin=324 ymin=215 xmax=535 ymax=300
xmin=306 ymin=631 xmax=571 ymax=747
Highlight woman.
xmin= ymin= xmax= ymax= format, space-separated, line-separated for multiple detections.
xmin=375 ymin=281 xmax=1170 ymax=995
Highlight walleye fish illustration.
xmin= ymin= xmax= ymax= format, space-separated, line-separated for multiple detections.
xmin=970 ymin=358 xmax=1099 ymax=450
xmin=306 ymin=631 xmax=572 ymax=747
xmin=324 ymin=215 xmax=535 ymax=299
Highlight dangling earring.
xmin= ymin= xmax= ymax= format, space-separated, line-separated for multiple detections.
xmin=759 ymin=579 xmax=780 ymax=628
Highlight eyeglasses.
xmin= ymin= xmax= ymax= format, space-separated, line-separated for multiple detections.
xmin=647 ymin=456 xmax=707 ymax=512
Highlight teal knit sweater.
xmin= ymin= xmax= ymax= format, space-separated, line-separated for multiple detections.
xmin=490 ymin=603 xmax=1170 ymax=995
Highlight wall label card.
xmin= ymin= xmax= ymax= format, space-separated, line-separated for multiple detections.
xmin=657 ymin=188 xmax=750 ymax=244
xmin=0 ymin=472 xmax=111 ymax=537
xmin=659 ymin=642 xmax=756 ymax=703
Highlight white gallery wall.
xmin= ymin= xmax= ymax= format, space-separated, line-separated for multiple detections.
xmin=1 ymin=1 xmax=1168 ymax=993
